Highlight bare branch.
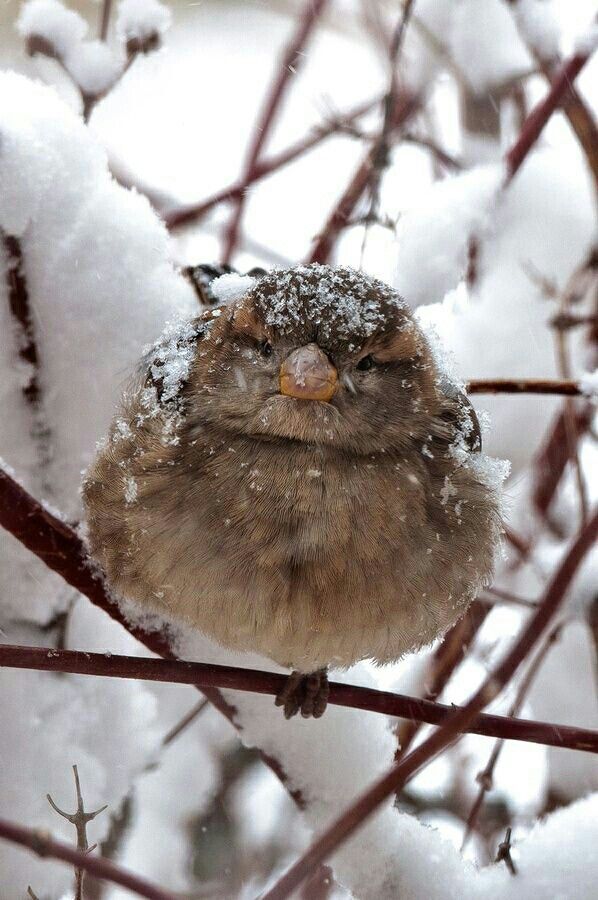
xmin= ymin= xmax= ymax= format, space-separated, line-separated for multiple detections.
xmin=1 ymin=643 xmax=597 ymax=754
xmin=308 ymin=91 xmax=420 ymax=263
xmin=0 ymin=817 xmax=175 ymax=900
xmin=504 ymin=47 xmax=596 ymax=184
xmin=466 ymin=378 xmax=585 ymax=396
xmin=47 ymin=765 xmax=107 ymax=900
xmin=165 ymin=94 xmax=381 ymax=230
xmin=221 ymin=0 xmax=330 ymax=263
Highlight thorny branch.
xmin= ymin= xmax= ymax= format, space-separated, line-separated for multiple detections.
xmin=261 ymin=508 xmax=598 ymax=899
xmin=0 ymin=817 xmax=175 ymax=900
xmin=46 ymin=765 xmax=107 ymax=900
xmin=220 ymin=0 xmax=330 ymax=263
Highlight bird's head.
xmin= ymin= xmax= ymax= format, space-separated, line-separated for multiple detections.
xmin=153 ymin=265 xmax=448 ymax=455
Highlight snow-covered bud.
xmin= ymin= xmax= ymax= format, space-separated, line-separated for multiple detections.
xmin=116 ymin=0 xmax=171 ymax=58
xmin=17 ymin=0 xmax=87 ymax=60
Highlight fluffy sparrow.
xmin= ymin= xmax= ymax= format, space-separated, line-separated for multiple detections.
xmin=83 ymin=265 xmax=501 ymax=718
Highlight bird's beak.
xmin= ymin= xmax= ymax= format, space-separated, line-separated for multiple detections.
xmin=279 ymin=343 xmax=338 ymax=402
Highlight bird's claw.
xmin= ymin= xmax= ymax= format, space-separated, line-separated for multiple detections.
xmin=275 ymin=669 xmax=329 ymax=719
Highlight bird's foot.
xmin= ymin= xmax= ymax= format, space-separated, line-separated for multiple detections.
xmin=275 ymin=669 xmax=329 ymax=719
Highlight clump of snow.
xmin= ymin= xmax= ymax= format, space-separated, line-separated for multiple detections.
xmin=395 ymin=165 xmax=502 ymax=309
xmin=451 ymin=0 xmax=532 ymax=92
xmin=64 ymin=39 xmax=121 ymax=96
xmin=211 ymin=272 xmax=255 ymax=304
xmin=115 ymin=0 xmax=172 ymax=43
xmin=0 ymin=73 xmax=195 ymax=627
xmin=580 ymin=368 xmax=598 ymax=400
xmin=512 ymin=0 xmax=561 ymax=62
xmin=401 ymin=152 xmax=595 ymax=472
xmin=17 ymin=0 xmax=87 ymax=59
xmin=146 ymin=317 xmax=204 ymax=406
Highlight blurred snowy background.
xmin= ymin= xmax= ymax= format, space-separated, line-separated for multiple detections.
xmin=0 ymin=0 xmax=596 ymax=897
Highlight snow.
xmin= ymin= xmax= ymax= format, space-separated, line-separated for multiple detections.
xmin=512 ymin=0 xmax=562 ymax=61
xmin=252 ymin=264 xmax=408 ymax=347
xmin=1 ymin=2 xmax=597 ymax=896
xmin=115 ymin=0 xmax=172 ymax=43
xmin=17 ymin=0 xmax=87 ymax=60
xmin=64 ymin=40 xmax=121 ymax=96
xmin=0 ymin=607 xmax=161 ymax=899
xmin=211 ymin=272 xmax=255 ymax=304
xmin=0 ymin=73 xmax=196 ymax=521
xmin=403 ymin=152 xmax=596 ymax=472
xmin=580 ymin=368 xmax=598 ymax=398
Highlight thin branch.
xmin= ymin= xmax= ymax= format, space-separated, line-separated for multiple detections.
xmin=47 ymin=765 xmax=107 ymax=900
xmin=359 ymin=0 xmax=416 ymax=264
xmin=532 ymin=403 xmax=594 ymax=519
xmin=1 ymin=643 xmax=597 ymax=754
xmin=0 ymin=464 xmax=300 ymax=796
xmin=261 ymin=509 xmax=598 ymax=899
xmin=466 ymin=378 xmax=584 ymax=396
xmin=2 ymin=233 xmax=52 ymax=485
xmin=506 ymin=0 xmax=598 ymax=192
xmin=461 ymin=626 xmax=561 ymax=850
xmin=221 ymin=0 xmax=330 ymax=263
xmin=0 ymin=817 xmax=175 ymax=900
xmin=165 ymin=94 xmax=381 ymax=230
xmin=504 ymin=47 xmax=596 ymax=184
xmin=161 ymin=698 xmax=209 ymax=747
xmin=99 ymin=0 xmax=113 ymax=41
xmin=396 ymin=600 xmax=490 ymax=758
xmin=308 ymin=91 xmax=420 ymax=263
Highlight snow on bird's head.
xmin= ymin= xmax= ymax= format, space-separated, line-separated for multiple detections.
xmin=247 ymin=264 xmax=409 ymax=352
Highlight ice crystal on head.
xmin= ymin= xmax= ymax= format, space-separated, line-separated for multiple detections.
xmin=250 ymin=264 xmax=408 ymax=349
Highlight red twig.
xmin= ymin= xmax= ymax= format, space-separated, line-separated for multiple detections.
xmin=506 ymin=0 xmax=598 ymax=191
xmin=221 ymin=0 xmax=330 ymax=263
xmin=308 ymin=91 xmax=420 ymax=263
xmin=532 ymin=403 xmax=594 ymax=519
xmin=165 ymin=94 xmax=380 ymax=230
xmin=0 ymin=818 xmax=174 ymax=900
xmin=1 ymin=643 xmax=597 ymax=754
xmin=466 ymin=378 xmax=584 ymax=396
xmin=396 ymin=600 xmax=491 ymax=758
xmin=504 ymin=47 xmax=596 ymax=184
xmin=461 ymin=626 xmax=561 ymax=850
xmin=261 ymin=508 xmax=598 ymax=899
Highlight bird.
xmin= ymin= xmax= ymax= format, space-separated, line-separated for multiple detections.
xmin=83 ymin=264 xmax=501 ymax=719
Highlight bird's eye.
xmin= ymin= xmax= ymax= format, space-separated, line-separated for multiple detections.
xmin=356 ymin=354 xmax=375 ymax=371
xmin=259 ymin=340 xmax=273 ymax=357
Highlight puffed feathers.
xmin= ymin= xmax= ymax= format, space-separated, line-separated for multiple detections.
xmin=83 ymin=265 xmax=501 ymax=671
